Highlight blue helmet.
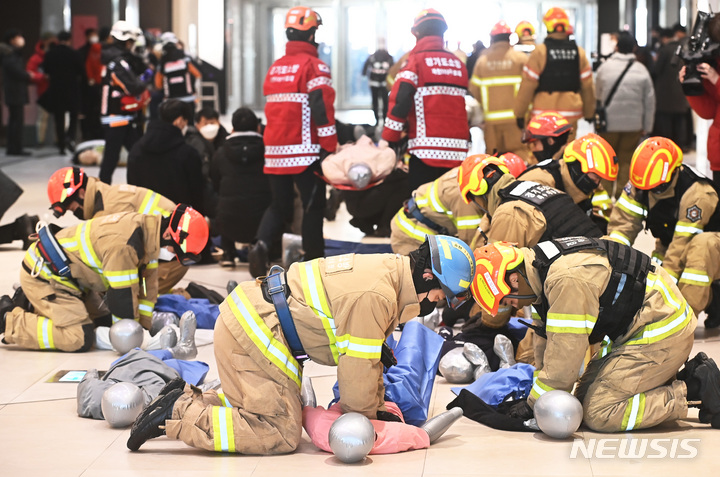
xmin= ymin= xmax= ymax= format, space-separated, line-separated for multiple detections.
xmin=426 ymin=235 xmax=476 ymax=309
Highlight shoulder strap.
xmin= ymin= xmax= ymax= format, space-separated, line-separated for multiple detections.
xmin=604 ymin=60 xmax=634 ymax=108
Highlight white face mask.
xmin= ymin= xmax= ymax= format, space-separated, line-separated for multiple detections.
xmin=89 ymin=35 xmax=99 ymax=44
xmin=181 ymin=125 xmax=188 ymax=136
xmin=158 ymin=248 xmax=176 ymax=262
xmin=200 ymin=123 xmax=220 ymax=140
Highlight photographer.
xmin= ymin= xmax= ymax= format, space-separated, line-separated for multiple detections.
xmin=680 ymin=61 xmax=720 ymax=185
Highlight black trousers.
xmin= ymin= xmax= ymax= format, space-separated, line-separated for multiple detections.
xmin=408 ymin=155 xmax=447 ymax=194
xmin=6 ymin=104 xmax=25 ymax=154
xmin=256 ymin=164 xmax=326 ymax=260
xmin=80 ymin=84 xmax=103 ymax=141
xmin=54 ymin=109 xmax=78 ymax=151
xmin=653 ymin=112 xmax=689 ymax=149
xmin=100 ymin=122 xmax=140 ymax=184
xmin=370 ymin=86 xmax=389 ymax=123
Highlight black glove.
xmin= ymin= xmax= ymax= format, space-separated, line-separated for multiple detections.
xmin=516 ymin=117 xmax=525 ymax=130
xmin=319 ymin=149 xmax=332 ymax=161
xmin=507 ymin=399 xmax=534 ymax=420
xmin=380 ymin=341 xmax=397 ymax=368
xmin=376 ymin=410 xmax=402 ymax=422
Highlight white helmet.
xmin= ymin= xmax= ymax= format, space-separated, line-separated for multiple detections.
xmin=160 ymin=31 xmax=178 ymax=46
xmin=111 ymin=21 xmax=139 ymax=42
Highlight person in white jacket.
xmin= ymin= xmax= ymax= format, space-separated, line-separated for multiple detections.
xmin=596 ymin=31 xmax=655 ymax=198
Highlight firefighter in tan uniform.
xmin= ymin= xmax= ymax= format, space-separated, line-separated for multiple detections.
xmin=471 ymin=238 xmax=720 ymax=431
xmin=469 ymin=21 xmax=530 ymax=163
xmin=0 ymin=206 xmax=208 ymax=352
xmin=608 ymin=137 xmax=720 ymax=329
xmin=126 ymin=235 xmax=476 ymax=453
xmin=47 ymin=167 xmax=187 ymax=293
xmin=514 ymin=21 xmax=536 ymax=55
xmin=513 ymin=8 xmax=595 ymax=141
xmin=457 ymin=154 xmax=608 ymax=331
xmin=390 ymin=167 xmax=483 ymax=255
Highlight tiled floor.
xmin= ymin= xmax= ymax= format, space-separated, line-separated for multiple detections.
xmin=1 ymin=143 xmax=719 ymax=476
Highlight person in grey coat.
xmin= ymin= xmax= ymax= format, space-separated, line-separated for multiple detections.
xmin=596 ymin=32 xmax=655 ymax=198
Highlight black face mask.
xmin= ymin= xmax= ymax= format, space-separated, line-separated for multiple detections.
xmin=532 ymin=148 xmax=555 ymax=161
xmin=418 ymin=296 xmax=437 ymax=317
xmin=72 ymin=206 xmax=84 ymax=220
xmin=567 ymin=160 xmax=599 ymax=195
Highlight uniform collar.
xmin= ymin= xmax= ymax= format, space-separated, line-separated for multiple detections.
xmin=143 ymin=214 xmax=162 ymax=263
xmin=486 ymin=174 xmax=517 ymax=216
xmin=285 ymin=40 xmax=319 ymax=57
xmin=82 ymin=176 xmax=104 ymax=220
xmin=520 ymin=247 xmax=543 ymax=302
xmin=558 ymin=160 xmax=593 ymax=203
xmin=397 ymin=255 xmax=421 ymax=324
xmin=412 ymin=35 xmax=445 ymax=53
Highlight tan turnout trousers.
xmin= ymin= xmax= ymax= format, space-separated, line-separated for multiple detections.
xmin=165 ymin=288 xmax=303 ymax=454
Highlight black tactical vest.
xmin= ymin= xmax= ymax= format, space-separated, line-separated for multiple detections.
xmin=531 ymin=236 xmax=652 ymax=343
xmin=638 ymin=167 xmax=720 ymax=247
xmin=497 ymin=181 xmax=602 ymax=241
xmin=536 ymin=38 xmax=580 ymax=93
xmin=161 ymin=57 xmax=195 ymax=99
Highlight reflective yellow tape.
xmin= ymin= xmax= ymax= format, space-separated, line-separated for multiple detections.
xmin=36 ymin=316 xmax=55 ymax=350
xmin=212 ymin=406 xmax=236 ymax=452
xmin=335 ymin=334 xmax=383 ymax=359
xmin=300 ymin=260 xmax=339 ymax=364
xmin=621 ymin=393 xmax=646 ymax=431
xmin=546 ymin=313 xmax=597 ymax=335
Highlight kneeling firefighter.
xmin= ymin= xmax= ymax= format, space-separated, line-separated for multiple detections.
xmin=127 ymin=235 xmax=475 ymax=454
xmin=471 ymin=238 xmax=720 ymax=431
xmin=0 ymin=206 xmax=208 ymax=352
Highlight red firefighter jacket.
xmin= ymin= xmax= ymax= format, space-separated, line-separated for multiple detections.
xmin=262 ymin=41 xmax=338 ymax=175
xmin=382 ymin=36 xmax=469 ymax=168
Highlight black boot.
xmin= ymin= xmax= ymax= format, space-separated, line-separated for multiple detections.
xmin=226 ymin=280 xmax=238 ymax=295
xmin=704 ymin=281 xmax=720 ymax=329
xmin=13 ymin=215 xmax=38 ymax=250
xmin=127 ymin=388 xmax=183 ymax=451
xmin=694 ymin=359 xmax=720 ymax=426
xmin=1 ymin=295 xmax=15 ymax=334
xmin=11 ymin=286 xmax=32 ymax=312
xmin=248 ymin=240 xmax=269 ymax=278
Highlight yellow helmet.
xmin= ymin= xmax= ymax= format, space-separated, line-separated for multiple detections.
xmin=562 ymin=133 xmax=618 ymax=181
xmin=629 ymin=137 xmax=683 ymax=190
xmin=471 ymin=242 xmax=525 ymax=316
xmin=543 ymin=7 xmax=570 ymax=33
xmin=515 ymin=21 xmax=536 ymax=38
xmin=457 ymin=154 xmax=509 ymax=204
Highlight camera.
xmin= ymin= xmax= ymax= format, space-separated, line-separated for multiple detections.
xmin=676 ymin=11 xmax=720 ymax=96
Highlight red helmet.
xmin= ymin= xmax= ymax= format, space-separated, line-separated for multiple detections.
xmin=411 ymin=8 xmax=448 ymax=38
xmin=521 ymin=112 xmax=572 ymax=143
xmin=499 ymin=153 xmax=527 ymax=178
xmin=47 ymin=167 xmax=87 ymax=218
xmin=491 ymin=21 xmax=512 ymax=37
xmin=166 ymin=204 xmax=209 ymax=265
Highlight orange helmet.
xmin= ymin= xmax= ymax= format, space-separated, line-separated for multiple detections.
xmin=47 ymin=167 xmax=87 ymax=218
xmin=471 ymin=242 xmax=525 ymax=316
xmin=515 ymin=21 xmax=536 ymax=38
xmin=166 ymin=204 xmax=209 ymax=265
xmin=629 ymin=137 xmax=683 ymax=190
xmin=499 ymin=152 xmax=527 ymax=178
xmin=522 ymin=112 xmax=572 ymax=143
xmin=285 ymin=6 xmax=322 ymax=31
xmin=491 ymin=21 xmax=512 ymax=37
xmin=543 ymin=7 xmax=570 ymax=33
xmin=562 ymin=133 xmax=618 ymax=181
xmin=411 ymin=8 xmax=448 ymax=38
xmin=458 ymin=154 xmax=510 ymax=204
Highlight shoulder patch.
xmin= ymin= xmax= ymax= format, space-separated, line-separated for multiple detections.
xmin=623 ymin=182 xmax=633 ymax=196
xmin=318 ymin=63 xmax=330 ymax=73
xmin=686 ymin=205 xmax=702 ymax=223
